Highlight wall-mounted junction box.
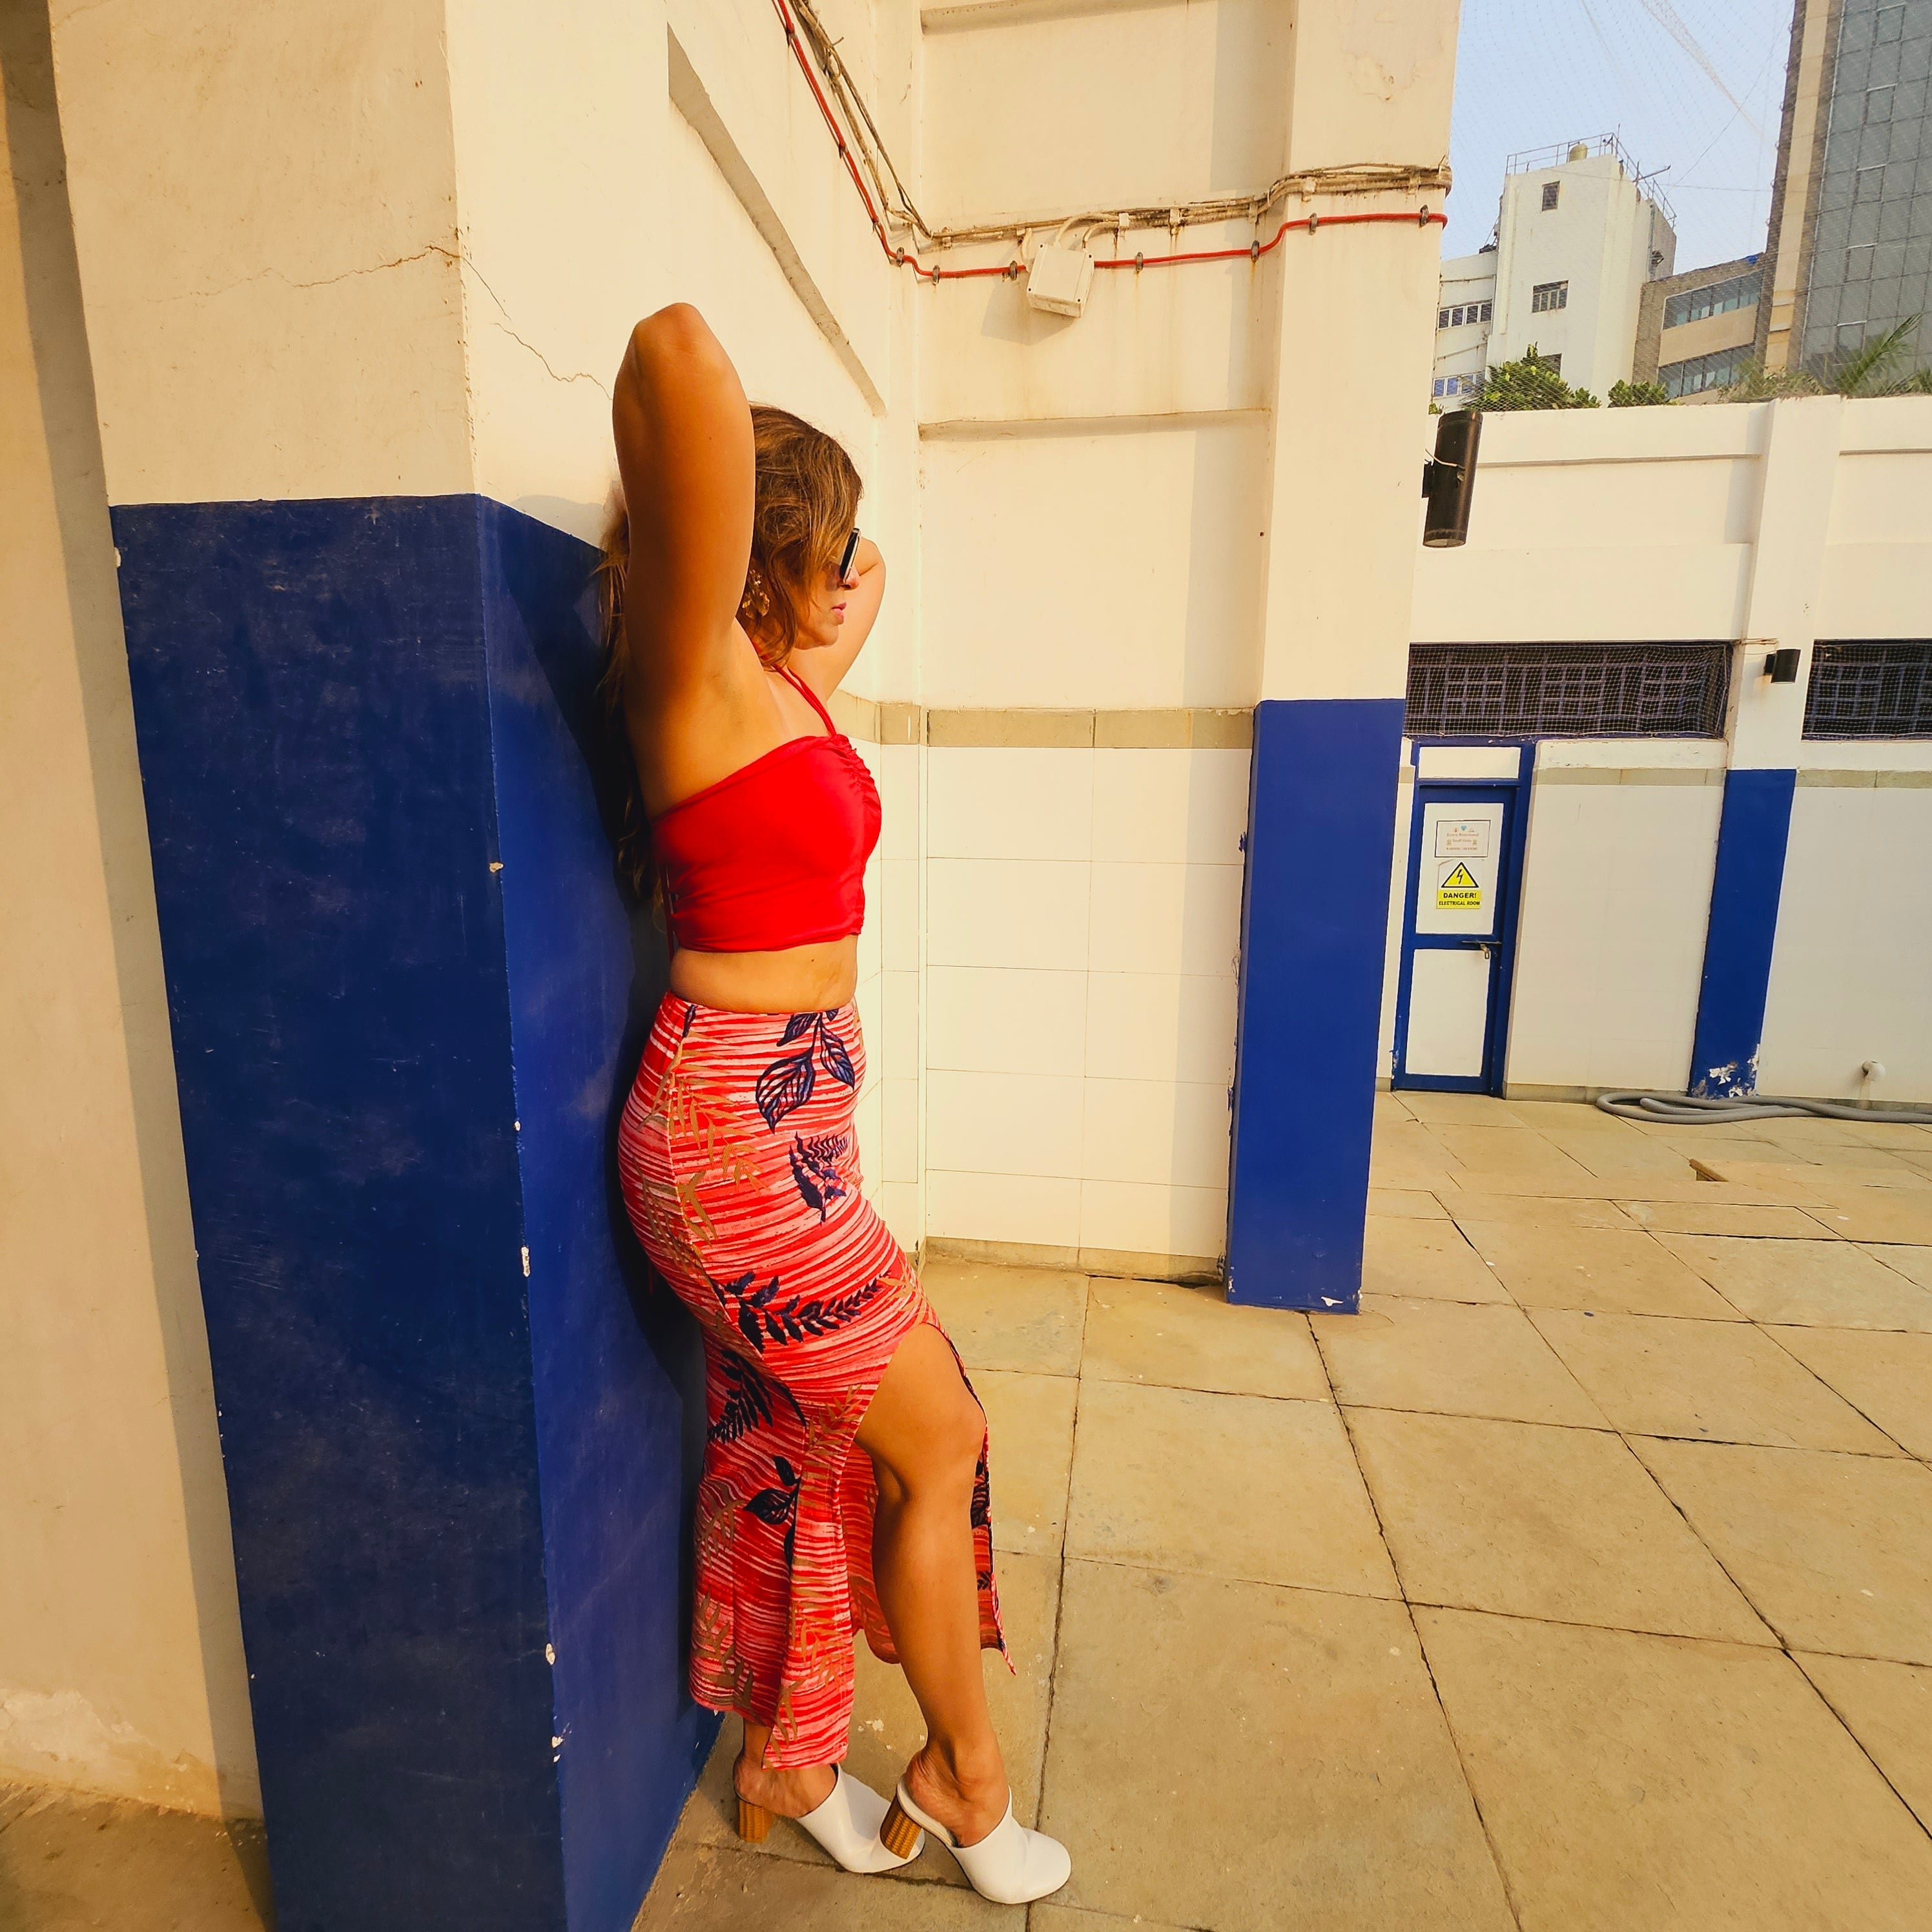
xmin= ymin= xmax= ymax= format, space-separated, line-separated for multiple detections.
xmin=1025 ymin=242 xmax=1096 ymax=316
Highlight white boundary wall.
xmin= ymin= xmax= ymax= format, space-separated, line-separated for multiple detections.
xmin=1406 ymin=397 xmax=1932 ymax=1103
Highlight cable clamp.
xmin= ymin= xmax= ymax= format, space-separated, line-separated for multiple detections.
xmin=1306 ymin=211 xmax=1320 ymax=235
xmin=1249 ymin=238 xmax=1261 ymax=259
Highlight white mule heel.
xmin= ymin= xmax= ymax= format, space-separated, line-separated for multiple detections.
xmin=879 ymin=1779 xmax=1071 ymax=1905
xmin=737 ymin=1764 xmax=923 ymax=1874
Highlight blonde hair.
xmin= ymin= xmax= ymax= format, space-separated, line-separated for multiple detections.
xmin=595 ymin=404 xmax=862 ymax=898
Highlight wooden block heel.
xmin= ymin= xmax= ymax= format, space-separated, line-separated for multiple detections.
xmin=878 ymin=1798 xmax=923 ymax=1860
xmin=737 ymin=1798 xmax=772 ymax=1843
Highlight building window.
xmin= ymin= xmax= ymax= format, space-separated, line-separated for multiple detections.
xmin=1661 ymin=269 xmax=1762 ymax=330
xmin=1804 ymin=642 xmax=1932 ymax=739
xmin=1438 ymin=309 xmax=1450 ymax=327
xmin=1438 ymin=302 xmax=1494 ymax=331
xmin=1531 ymin=280 xmax=1568 ymax=313
xmin=1659 ymin=344 xmax=1751 ymax=398
xmin=1541 ymin=182 xmax=1561 ymax=211
xmin=1542 ymin=353 xmax=1562 ymax=376
xmin=1875 ymin=4 xmax=1905 ymax=41
xmin=1406 ymin=644 xmax=1732 ymax=739
xmin=1433 ymin=378 xmax=1446 ymax=396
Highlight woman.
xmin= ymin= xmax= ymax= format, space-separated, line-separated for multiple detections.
xmin=602 ymin=303 xmax=1069 ymax=1907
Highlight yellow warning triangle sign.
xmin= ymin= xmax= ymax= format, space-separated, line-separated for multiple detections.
xmin=1440 ymin=863 xmax=1478 ymax=891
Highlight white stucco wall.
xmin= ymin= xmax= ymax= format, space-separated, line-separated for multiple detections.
xmin=1406 ymin=397 xmax=1932 ymax=1102
xmin=5 ymin=3 xmax=257 ymax=1817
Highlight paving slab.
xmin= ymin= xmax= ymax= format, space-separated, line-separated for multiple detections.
xmin=1500 ymin=1099 xmax=1649 ymax=1135
xmin=1431 ymin=1124 xmax=1599 ymax=1187
xmin=1065 ymin=1379 xmax=1397 ymax=1597
xmin=1667 ymin=1158 xmax=1835 ymax=1206
xmin=1867 ymin=1241 xmax=1932 ymax=1290
xmin=1032 ymin=1907 xmax=1193 ymax=1932
xmin=1312 ymin=1295 xmax=1609 ymax=1427
xmin=1415 ymin=1610 xmax=1932 ymax=1932
xmin=0 ymin=1788 xmax=270 ymax=1932
xmin=1346 ymin=1408 xmax=1773 ymax=1643
xmin=976 ymin=1369 xmax=1076 ymax=1557
xmin=1441 ymin=1190 xmax=1634 ymax=1231
xmin=1038 ymin=1562 xmax=1514 ymax=1930
xmin=1547 ymin=1131 xmax=1708 ymax=1184
xmin=1654 ymin=1233 xmax=1932 ymax=1331
xmin=1361 ymin=1215 xmax=1510 ymax=1304
xmin=1401 ymin=1091 xmax=1526 ymax=1127
xmin=1802 ymin=1189 xmax=1932 ymax=1243
xmin=1528 ymin=1309 xmax=1903 ymax=1454
xmin=635 ymin=1840 xmax=1021 ymax=1927
xmin=1616 ymin=1197 xmax=1840 ymax=1239
xmin=1632 ymin=1437 xmax=1932 ymax=1662
xmin=1794 ymin=1652 xmax=1932 ymax=1833
xmin=1369 ymin=1118 xmax=1467 ymax=1192
xmin=919 ymin=1257 xmax=1087 ymax=1375
xmin=1458 ymin=1219 xmax=1743 ymax=1319
xmin=1367 ymin=1185 xmax=1450 ymax=1219
xmin=1080 ymin=1277 xmax=1327 ymax=1399
xmin=1767 ymin=1324 xmax=1932 ymax=1457
xmin=681 ymin=1550 xmax=1062 ymax=1873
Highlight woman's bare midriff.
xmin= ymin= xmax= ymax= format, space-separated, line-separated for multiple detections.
xmin=669 ymin=935 xmax=860 ymax=1016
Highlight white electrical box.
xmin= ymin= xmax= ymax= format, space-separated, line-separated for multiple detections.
xmin=1025 ymin=243 xmax=1096 ymax=317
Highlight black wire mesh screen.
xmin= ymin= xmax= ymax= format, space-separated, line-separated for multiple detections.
xmin=1804 ymin=642 xmax=1932 ymax=739
xmin=1405 ymin=644 xmax=1731 ymax=739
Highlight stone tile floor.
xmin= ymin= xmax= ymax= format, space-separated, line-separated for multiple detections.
xmin=640 ymin=1095 xmax=1932 ymax=1932
xmin=9 ymin=1098 xmax=1931 ymax=1930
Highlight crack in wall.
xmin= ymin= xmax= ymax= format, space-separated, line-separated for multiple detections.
xmin=159 ymin=242 xmax=610 ymax=396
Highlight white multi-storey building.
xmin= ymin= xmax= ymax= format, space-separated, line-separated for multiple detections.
xmin=1432 ymin=251 xmax=1497 ymax=403
xmin=1434 ymin=136 xmax=1677 ymax=406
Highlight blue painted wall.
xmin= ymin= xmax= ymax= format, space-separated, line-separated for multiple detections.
xmin=115 ymin=496 xmax=710 ymax=1932
xmin=477 ymin=500 xmax=717 ymax=1926
xmin=1227 ymin=697 xmax=1405 ymax=1311
xmin=1688 ymin=767 xmax=1797 ymax=1098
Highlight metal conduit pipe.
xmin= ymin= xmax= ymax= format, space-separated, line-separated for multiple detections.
xmin=1594 ymin=1091 xmax=1932 ymax=1125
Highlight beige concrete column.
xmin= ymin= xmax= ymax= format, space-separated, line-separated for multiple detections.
xmin=1 ymin=1 xmax=256 ymax=1816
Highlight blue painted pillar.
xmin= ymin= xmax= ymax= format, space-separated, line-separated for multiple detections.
xmin=113 ymin=498 xmax=712 ymax=1932
xmin=1688 ymin=768 xmax=1798 ymax=1096
xmin=1228 ymin=700 xmax=1406 ymax=1309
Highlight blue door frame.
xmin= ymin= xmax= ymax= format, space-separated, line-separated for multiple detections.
xmin=1391 ymin=741 xmax=1532 ymax=1095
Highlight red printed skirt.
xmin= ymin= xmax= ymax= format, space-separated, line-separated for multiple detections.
xmin=616 ymin=993 xmax=1004 ymax=1768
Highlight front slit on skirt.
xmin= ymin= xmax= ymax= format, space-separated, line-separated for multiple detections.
xmin=617 ymin=992 xmax=1005 ymax=1768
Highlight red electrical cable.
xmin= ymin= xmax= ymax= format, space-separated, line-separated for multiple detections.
xmin=770 ymin=0 xmax=1445 ymax=282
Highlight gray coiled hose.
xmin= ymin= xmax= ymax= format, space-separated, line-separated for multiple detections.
xmin=1594 ymin=1091 xmax=1932 ymax=1125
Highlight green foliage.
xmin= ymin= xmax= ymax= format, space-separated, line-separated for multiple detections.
xmin=1468 ymin=346 xmax=1601 ymax=411
xmin=1608 ymin=378 xmax=1671 ymax=407
xmin=1722 ymin=316 xmax=1932 ymax=400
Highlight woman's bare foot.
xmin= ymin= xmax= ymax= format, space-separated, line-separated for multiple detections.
xmin=734 ymin=1751 xmax=836 ymax=1820
xmin=903 ymin=1740 xmax=1010 ymax=1847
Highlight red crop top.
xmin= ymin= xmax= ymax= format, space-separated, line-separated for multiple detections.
xmin=651 ymin=666 xmax=883 ymax=953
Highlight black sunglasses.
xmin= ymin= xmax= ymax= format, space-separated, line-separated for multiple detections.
xmin=836 ymin=528 xmax=861 ymax=583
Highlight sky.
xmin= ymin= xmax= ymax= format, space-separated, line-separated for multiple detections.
xmin=1443 ymin=0 xmax=1797 ymax=271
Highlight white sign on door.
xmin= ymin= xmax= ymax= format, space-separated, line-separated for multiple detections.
xmin=1415 ymin=802 xmax=1503 ymax=938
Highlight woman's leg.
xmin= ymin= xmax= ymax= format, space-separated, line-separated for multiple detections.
xmin=856 ymin=1323 xmax=1010 ymax=1845
xmin=734 ymin=1720 xmax=835 ymax=1817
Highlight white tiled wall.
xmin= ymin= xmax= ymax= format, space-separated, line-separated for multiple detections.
xmin=920 ymin=745 xmax=1248 ymax=1265
xmin=851 ymin=739 xmax=923 ymax=1251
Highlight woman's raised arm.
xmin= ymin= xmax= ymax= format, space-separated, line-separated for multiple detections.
xmin=611 ymin=304 xmax=754 ymax=698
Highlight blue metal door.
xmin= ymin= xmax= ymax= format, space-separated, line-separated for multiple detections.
xmin=1392 ymin=760 xmax=1530 ymax=1094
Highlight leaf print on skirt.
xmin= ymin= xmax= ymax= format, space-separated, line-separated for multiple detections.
xmin=617 ymin=992 xmax=1007 ymax=1770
